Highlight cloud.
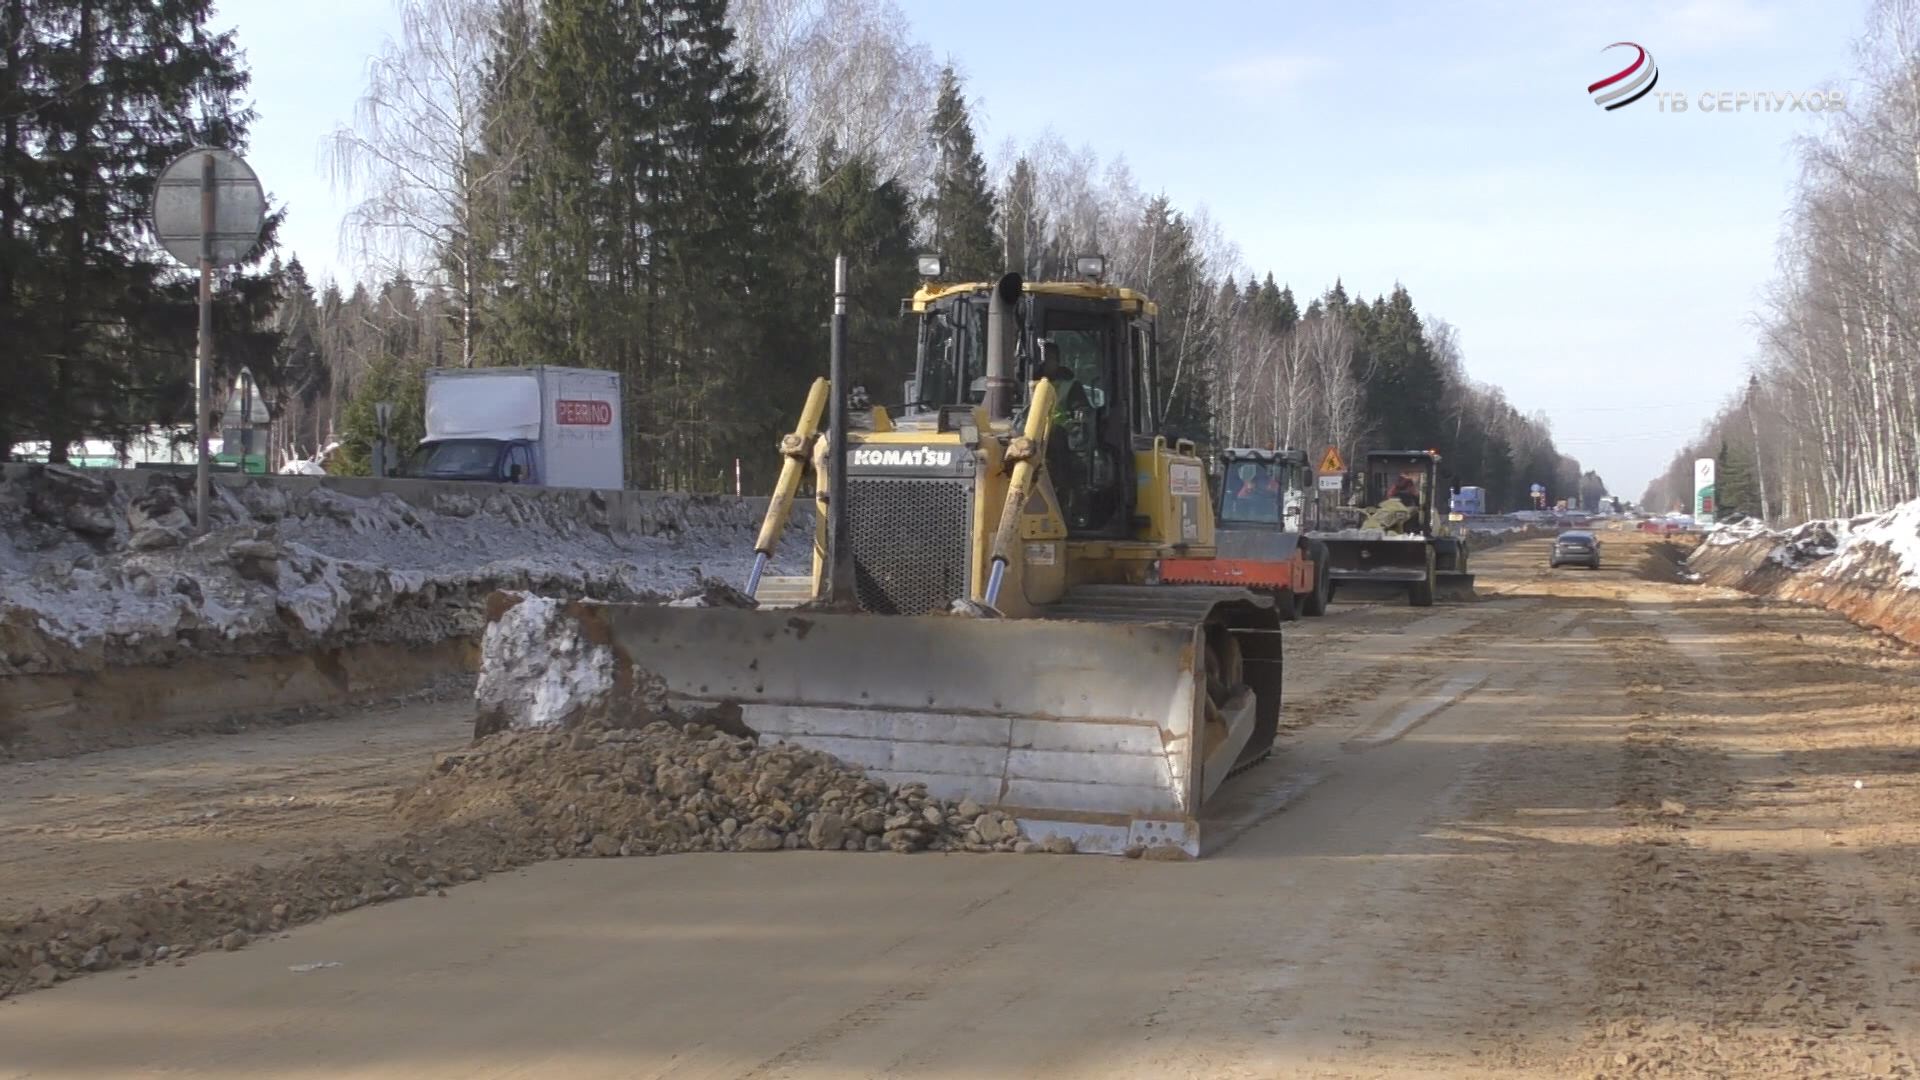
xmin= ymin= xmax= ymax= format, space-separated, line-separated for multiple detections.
xmin=1206 ymin=53 xmax=1331 ymax=97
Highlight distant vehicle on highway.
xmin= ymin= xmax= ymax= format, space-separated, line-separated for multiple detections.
xmin=1549 ymin=530 xmax=1602 ymax=570
xmin=406 ymin=366 xmax=625 ymax=489
xmin=1450 ymin=485 xmax=1485 ymax=516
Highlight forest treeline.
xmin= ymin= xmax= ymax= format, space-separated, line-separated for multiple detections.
xmin=1646 ymin=1 xmax=1920 ymax=523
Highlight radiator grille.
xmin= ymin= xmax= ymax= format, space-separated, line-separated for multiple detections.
xmin=845 ymin=477 xmax=972 ymax=614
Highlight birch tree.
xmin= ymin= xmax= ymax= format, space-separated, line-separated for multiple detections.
xmin=326 ymin=0 xmax=527 ymax=368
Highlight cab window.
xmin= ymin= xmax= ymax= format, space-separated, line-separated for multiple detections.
xmin=915 ymin=302 xmax=989 ymax=408
xmin=1047 ymin=327 xmax=1110 ymax=400
xmin=1221 ymin=462 xmax=1283 ymax=523
xmin=505 ymin=444 xmax=533 ymax=482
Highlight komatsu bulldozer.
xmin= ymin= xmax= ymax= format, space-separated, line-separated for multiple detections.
xmin=541 ymin=260 xmax=1284 ymax=856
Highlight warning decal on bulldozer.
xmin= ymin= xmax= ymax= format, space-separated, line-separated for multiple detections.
xmin=1024 ymin=541 xmax=1057 ymax=566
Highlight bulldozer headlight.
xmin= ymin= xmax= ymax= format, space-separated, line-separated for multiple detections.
xmin=1075 ymin=254 xmax=1106 ymax=280
xmin=917 ymin=254 xmax=944 ymax=278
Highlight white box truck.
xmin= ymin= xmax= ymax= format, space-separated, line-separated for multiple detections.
xmin=407 ymin=366 xmax=624 ymax=490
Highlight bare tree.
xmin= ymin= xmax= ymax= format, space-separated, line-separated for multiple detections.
xmin=1670 ymin=0 xmax=1920 ymax=522
xmin=730 ymin=0 xmax=939 ymax=187
xmin=325 ymin=0 xmax=525 ymax=368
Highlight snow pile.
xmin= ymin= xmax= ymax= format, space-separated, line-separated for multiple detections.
xmin=473 ymin=595 xmax=620 ymax=735
xmin=0 ymin=466 xmax=804 ymax=676
xmin=1765 ymin=518 xmax=1851 ymax=571
xmin=1701 ymin=517 xmax=1769 ymax=547
xmin=1681 ymin=495 xmax=1920 ymax=645
xmin=1824 ymin=501 xmax=1920 ymax=587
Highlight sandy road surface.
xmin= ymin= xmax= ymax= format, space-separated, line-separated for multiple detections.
xmin=0 ymin=699 xmax=471 ymax=915
xmin=8 ymin=533 xmax=1920 ymax=1077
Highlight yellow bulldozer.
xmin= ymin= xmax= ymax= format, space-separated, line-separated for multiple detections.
xmin=545 ymin=257 xmax=1284 ymax=856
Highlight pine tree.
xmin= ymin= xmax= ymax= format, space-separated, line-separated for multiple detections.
xmin=1000 ymin=156 xmax=1043 ymax=279
xmin=1324 ymin=279 xmax=1350 ymax=315
xmin=1256 ymin=273 xmax=1297 ymax=335
xmin=269 ymin=257 xmax=331 ymax=456
xmin=809 ymin=143 xmax=919 ymax=404
xmin=336 ymin=344 xmax=427 ymax=476
xmin=493 ymin=0 xmax=810 ymax=489
xmin=1716 ymin=439 xmax=1757 ymax=518
xmin=462 ymin=0 xmax=540 ymax=368
xmin=0 ymin=0 xmax=278 ymax=461
xmin=1578 ymin=469 xmax=1609 ymax=512
xmin=925 ymin=67 xmax=998 ymax=280
xmin=1364 ymin=285 xmax=1446 ymax=451
xmin=1139 ymin=197 xmax=1214 ymax=443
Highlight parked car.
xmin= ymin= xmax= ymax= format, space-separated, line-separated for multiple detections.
xmin=1550 ymin=530 xmax=1602 ymax=570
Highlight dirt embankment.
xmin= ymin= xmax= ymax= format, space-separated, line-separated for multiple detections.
xmin=0 ymin=466 xmax=800 ymax=760
xmin=1685 ymin=508 xmax=1920 ymax=646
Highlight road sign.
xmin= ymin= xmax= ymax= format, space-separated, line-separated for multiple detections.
xmin=1317 ymin=446 xmax=1345 ymax=474
xmin=151 ymin=147 xmax=268 ymax=537
xmin=1317 ymin=474 xmax=1343 ymax=491
xmin=152 ymin=147 xmax=267 ymax=267
xmin=1693 ymin=457 xmax=1717 ymax=525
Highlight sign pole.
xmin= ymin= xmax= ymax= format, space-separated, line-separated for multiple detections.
xmin=152 ymin=145 xmax=265 ymax=513
xmin=194 ymin=151 xmax=215 ymax=533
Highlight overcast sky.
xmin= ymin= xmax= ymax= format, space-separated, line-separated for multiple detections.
xmin=215 ymin=0 xmax=1859 ymax=496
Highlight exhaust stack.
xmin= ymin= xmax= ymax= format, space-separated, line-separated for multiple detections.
xmin=984 ymin=272 xmax=1022 ymax=422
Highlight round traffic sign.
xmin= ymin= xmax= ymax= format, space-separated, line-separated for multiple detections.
xmin=151 ymin=147 xmax=266 ymax=267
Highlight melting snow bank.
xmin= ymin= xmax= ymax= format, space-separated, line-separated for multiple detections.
xmin=1684 ymin=500 xmax=1920 ymax=644
xmin=0 ymin=465 xmax=804 ymax=677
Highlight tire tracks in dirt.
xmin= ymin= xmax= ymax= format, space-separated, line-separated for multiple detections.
xmin=1575 ymin=603 xmax=1916 ymax=1077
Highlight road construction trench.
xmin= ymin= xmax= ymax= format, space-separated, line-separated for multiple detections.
xmin=6 ymin=533 xmax=1920 ymax=1078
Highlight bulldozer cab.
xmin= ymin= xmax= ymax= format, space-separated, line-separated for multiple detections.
xmin=1217 ymin=449 xmax=1313 ymax=532
xmin=906 ymin=282 xmax=1158 ymax=539
xmin=1361 ymin=451 xmax=1443 ymax=535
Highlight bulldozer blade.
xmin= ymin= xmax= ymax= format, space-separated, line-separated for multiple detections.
xmin=1436 ymin=572 xmax=1478 ymax=602
xmin=1319 ymin=536 xmax=1430 ymax=582
xmin=562 ymin=602 xmax=1235 ymax=857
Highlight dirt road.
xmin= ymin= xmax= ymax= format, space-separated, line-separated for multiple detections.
xmin=7 ymin=532 xmax=1920 ymax=1077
